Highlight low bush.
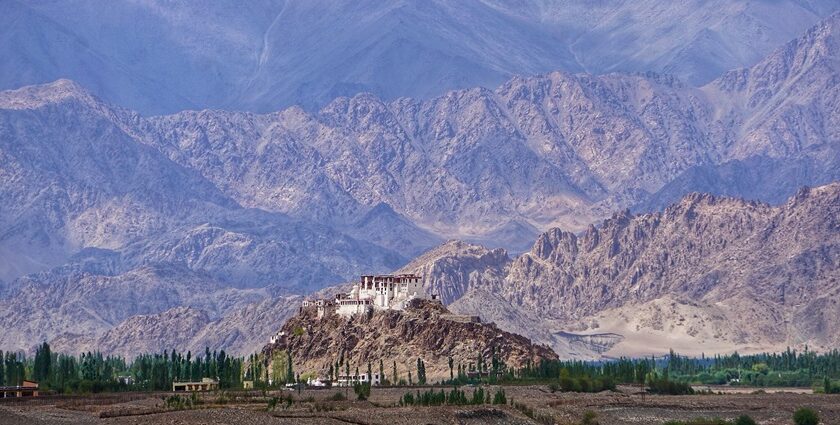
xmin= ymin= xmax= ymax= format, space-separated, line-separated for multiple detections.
xmin=492 ymin=389 xmax=507 ymax=405
xmin=266 ymin=397 xmax=278 ymax=411
xmin=353 ymin=382 xmax=371 ymax=400
xmin=662 ymin=416 xmax=757 ymax=425
xmin=648 ymin=377 xmax=695 ymax=395
xmin=734 ymin=415 xmax=756 ymax=425
xmin=326 ymin=391 xmax=346 ymax=401
xmin=793 ymin=408 xmax=819 ymax=425
xmin=581 ymin=410 xmax=599 ymax=425
xmin=512 ymin=401 xmax=554 ymax=425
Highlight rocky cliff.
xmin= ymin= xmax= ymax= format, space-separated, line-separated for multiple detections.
xmin=400 ymin=184 xmax=840 ymax=358
xmin=262 ymin=299 xmax=558 ymax=382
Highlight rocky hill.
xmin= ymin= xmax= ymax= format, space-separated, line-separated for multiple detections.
xmin=400 ymin=183 xmax=840 ymax=358
xmin=262 ymin=299 xmax=557 ymax=382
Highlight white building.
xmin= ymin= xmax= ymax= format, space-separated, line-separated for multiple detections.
xmin=307 ymin=377 xmax=329 ymax=387
xmin=269 ymin=330 xmax=286 ymax=344
xmin=334 ymin=274 xmax=427 ymax=317
xmin=334 ymin=372 xmax=382 ymax=387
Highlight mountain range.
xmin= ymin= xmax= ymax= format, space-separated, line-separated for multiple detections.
xmin=403 ymin=183 xmax=840 ymax=358
xmin=2 ymin=1 xmax=837 ymax=114
xmin=34 ymin=184 xmax=840 ymax=360
xmin=0 ymin=10 xmax=838 ymax=357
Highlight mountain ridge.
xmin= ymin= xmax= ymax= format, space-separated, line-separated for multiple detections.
xmin=37 ymin=183 xmax=840 ymax=359
xmin=3 ymin=1 xmax=837 ymax=114
xmin=1 ymin=13 xmax=839 ymax=358
xmin=401 ymin=183 xmax=840 ymax=357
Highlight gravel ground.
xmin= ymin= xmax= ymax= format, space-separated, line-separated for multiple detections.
xmin=0 ymin=385 xmax=837 ymax=425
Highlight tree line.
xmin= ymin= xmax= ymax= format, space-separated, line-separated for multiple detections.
xmin=1 ymin=342 xmax=244 ymax=393
xmin=4 ymin=343 xmax=839 ymax=394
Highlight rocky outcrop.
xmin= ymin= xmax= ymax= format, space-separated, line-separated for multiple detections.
xmin=402 ymin=184 xmax=840 ymax=357
xmin=263 ymin=299 xmax=557 ymax=381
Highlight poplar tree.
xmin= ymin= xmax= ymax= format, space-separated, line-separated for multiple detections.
xmin=33 ymin=342 xmax=51 ymax=383
xmin=286 ymin=351 xmax=294 ymax=383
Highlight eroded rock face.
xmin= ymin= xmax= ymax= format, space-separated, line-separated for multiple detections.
xmin=400 ymin=184 xmax=840 ymax=358
xmin=263 ymin=299 xmax=557 ymax=381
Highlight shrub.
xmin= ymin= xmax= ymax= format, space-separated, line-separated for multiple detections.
xmin=327 ymin=391 xmax=346 ymax=401
xmin=492 ymin=389 xmax=507 ymax=405
xmin=513 ymin=402 xmax=554 ymax=425
xmin=400 ymin=392 xmax=415 ymax=406
xmin=648 ymin=377 xmax=695 ymax=395
xmin=793 ymin=408 xmax=819 ymax=425
xmin=471 ymin=387 xmax=485 ymax=405
xmin=581 ymin=410 xmax=599 ymax=425
xmin=661 ymin=419 xmax=729 ymax=425
xmin=353 ymin=382 xmax=371 ymax=400
xmin=446 ymin=387 xmax=469 ymax=405
xmin=733 ymin=415 xmax=756 ymax=425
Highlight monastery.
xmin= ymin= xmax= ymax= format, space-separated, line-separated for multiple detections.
xmin=302 ymin=274 xmax=430 ymax=318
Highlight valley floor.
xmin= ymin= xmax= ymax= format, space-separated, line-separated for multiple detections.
xmin=0 ymin=385 xmax=836 ymax=425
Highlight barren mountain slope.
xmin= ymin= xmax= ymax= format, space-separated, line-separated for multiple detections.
xmin=3 ymin=1 xmax=836 ymax=113
xmin=52 ymin=295 xmax=304 ymax=359
xmin=400 ymin=184 xmax=840 ymax=357
xmin=135 ymin=13 xmax=840 ymax=248
xmin=41 ymin=185 xmax=839 ymax=359
xmin=1 ymin=15 xmax=840 ymax=358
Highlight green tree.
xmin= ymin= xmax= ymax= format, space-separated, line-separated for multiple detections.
xmin=416 ymin=358 xmax=426 ymax=385
xmin=33 ymin=342 xmax=51 ymax=384
xmin=285 ymin=351 xmax=294 ymax=383
xmin=492 ymin=388 xmax=506 ymax=404
xmin=204 ymin=347 xmax=211 ymax=377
